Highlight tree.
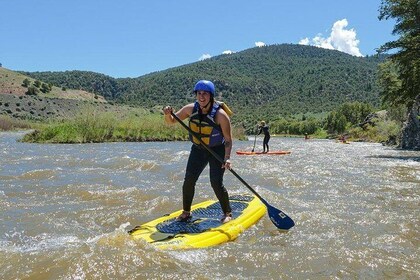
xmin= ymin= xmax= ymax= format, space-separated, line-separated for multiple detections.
xmin=378 ymin=0 xmax=420 ymax=149
xmin=33 ymin=80 xmax=42 ymax=88
xmin=378 ymin=60 xmax=402 ymax=104
xmin=22 ymin=78 xmax=31 ymax=88
xmin=340 ymin=102 xmax=373 ymax=124
xmin=377 ymin=0 xmax=420 ymax=105
xmin=40 ymin=83 xmax=50 ymax=93
xmin=26 ymin=86 xmax=39 ymax=96
xmin=325 ymin=111 xmax=347 ymax=134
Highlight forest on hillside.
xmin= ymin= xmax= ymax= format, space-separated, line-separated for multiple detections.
xmin=21 ymin=44 xmax=387 ymax=132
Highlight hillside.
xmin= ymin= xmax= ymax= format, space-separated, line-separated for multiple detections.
xmin=0 ymin=67 xmax=111 ymax=120
xmin=116 ymin=44 xmax=386 ymax=122
xmin=18 ymin=44 xmax=386 ymax=125
xmin=0 ymin=67 xmax=106 ymax=101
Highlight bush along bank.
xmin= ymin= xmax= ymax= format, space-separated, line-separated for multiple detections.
xmin=20 ymin=111 xmax=188 ymax=143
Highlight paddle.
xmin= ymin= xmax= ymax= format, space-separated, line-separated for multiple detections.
xmin=170 ymin=111 xmax=295 ymax=230
xmin=251 ymin=127 xmax=257 ymax=152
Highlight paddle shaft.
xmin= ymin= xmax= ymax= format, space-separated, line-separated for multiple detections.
xmin=252 ymin=130 xmax=257 ymax=152
xmin=170 ymin=111 xmax=290 ymax=214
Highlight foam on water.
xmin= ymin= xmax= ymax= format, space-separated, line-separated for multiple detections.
xmin=1 ymin=133 xmax=419 ymax=279
xmin=2 ymin=231 xmax=82 ymax=254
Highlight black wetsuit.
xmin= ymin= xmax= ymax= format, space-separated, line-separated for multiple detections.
xmin=259 ymin=125 xmax=270 ymax=152
xmin=182 ymin=144 xmax=231 ymax=214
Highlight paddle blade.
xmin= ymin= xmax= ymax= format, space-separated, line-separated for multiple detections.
xmin=266 ymin=204 xmax=295 ymax=230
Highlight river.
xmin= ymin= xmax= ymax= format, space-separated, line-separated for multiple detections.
xmin=0 ymin=131 xmax=419 ymax=279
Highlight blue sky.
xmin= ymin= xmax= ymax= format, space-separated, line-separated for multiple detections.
xmin=1 ymin=0 xmax=396 ymax=78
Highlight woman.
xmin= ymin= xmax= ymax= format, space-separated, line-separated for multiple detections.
xmin=163 ymin=80 xmax=233 ymax=224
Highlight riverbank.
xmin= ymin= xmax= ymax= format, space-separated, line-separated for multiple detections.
xmin=1 ymin=105 xmax=397 ymax=145
xmin=19 ymin=111 xmax=189 ymax=143
xmin=4 ymin=109 xmax=248 ymax=143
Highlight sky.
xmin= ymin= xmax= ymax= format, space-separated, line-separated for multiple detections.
xmin=0 ymin=0 xmax=396 ymax=78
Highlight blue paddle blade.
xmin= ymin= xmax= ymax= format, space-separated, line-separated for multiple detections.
xmin=257 ymin=196 xmax=294 ymax=230
xmin=267 ymin=204 xmax=295 ymax=230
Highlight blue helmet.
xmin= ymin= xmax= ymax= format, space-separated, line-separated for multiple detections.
xmin=194 ymin=80 xmax=215 ymax=97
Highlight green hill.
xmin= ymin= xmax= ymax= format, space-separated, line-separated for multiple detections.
xmin=20 ymin=44 xmax=386 ymax=127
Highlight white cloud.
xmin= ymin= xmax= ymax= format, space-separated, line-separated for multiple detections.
xmin=199 ymin=54 xmax=211 ymax=61
xmin=222 ymin=50 xmax=235 ymax=55
xmin=255 ymin=41 xmax=266 ymax=47
xmin=330 ymin=19 xmax=362 ymax=56
xmin=312 ymin=35 xmax=334 ymax=50
xmin=299 ymin=19 xmax=363 ymax=57
xmin=298 ymin=38 xmax=310 ymax=45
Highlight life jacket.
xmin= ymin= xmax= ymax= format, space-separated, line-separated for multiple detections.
xmin=189 ymin=101 xmax=225 ymax=147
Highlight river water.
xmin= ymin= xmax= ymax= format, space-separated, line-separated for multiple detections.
xmin=0 ymin=131 xmax=419 ymax=279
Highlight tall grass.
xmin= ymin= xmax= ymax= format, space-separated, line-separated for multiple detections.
xmin=0 ymin=115 xmax=32 ymax=131
xmin=21 ymin=110 xmax=188 ymax=143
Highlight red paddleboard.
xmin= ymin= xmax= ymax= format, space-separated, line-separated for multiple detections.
xmin=236 ymin=151 xmax=291 ymax=155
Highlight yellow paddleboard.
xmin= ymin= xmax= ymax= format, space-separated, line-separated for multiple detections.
xmin=128 ymin=194 xmax=266 ymax=249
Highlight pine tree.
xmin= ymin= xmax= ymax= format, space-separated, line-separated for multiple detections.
xmin=378 ymin=0 xmax=420 ymax=149
xmin=377 ymin=0 xmax=420 ymax=105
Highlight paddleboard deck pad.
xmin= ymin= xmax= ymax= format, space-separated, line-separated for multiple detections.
xmin=236 ymin=150 xmax=291 ymax=155
xmin=128 ymin=194 xmax=266 ymax=249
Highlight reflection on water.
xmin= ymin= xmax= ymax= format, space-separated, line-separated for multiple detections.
xmin=1 ymin=131 xmax=419 ymax=279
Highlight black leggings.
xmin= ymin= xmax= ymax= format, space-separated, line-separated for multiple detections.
xmin=182 ymin=144 xmax=231 ymax=214
xmin=263 ymin=135 xmax=270 ymax=152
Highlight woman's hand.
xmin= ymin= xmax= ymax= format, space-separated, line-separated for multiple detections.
xmin=163 ymin=106 xmax=172 ymax=115
xmin=223 ymin=159 xmax=232 ymax=170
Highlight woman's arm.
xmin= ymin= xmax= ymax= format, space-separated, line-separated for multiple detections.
xmin=163 ymin=104 xmax=194 ymax=124
xmin=216 ymin=109 xmax=233 ymax=169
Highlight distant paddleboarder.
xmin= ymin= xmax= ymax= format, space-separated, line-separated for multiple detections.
xmin=339 ymin=135 xmax=348 ymax=143
xmin=258 ymin=121 xmax=270 ymax=153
